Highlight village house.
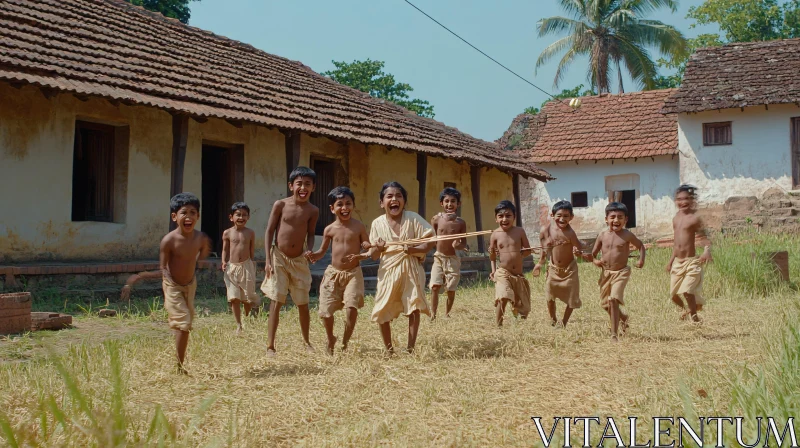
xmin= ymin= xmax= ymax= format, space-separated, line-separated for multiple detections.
xmin=0 ymin=0 xmax=548 ymax=280
xmin=661 ymin=38 xmax=800 ymax=229
xmin=498 ymin=90 xmax=679 ymax=239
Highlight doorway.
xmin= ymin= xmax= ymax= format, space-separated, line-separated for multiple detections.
xmin=620 ymin=190 xmax=636 ymax=228
xmin=201 ymin=143 xmax=244 ymax=254
xmin=311 ymin=158 xmax=336 ymax=234
xmin=792 ymin=117 xmax=800 ymax=189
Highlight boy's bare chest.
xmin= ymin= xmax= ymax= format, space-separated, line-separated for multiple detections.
xmin=229 ymin=232 xmax=250 ymax=247
xmin=437 ymin=218 xmax=461 ymax=235
xmin=281 ymin=205 xmax=310 ymax=225
xmin=603 ymin=233 xmax=628 ymax=251
xmin=331 ymin=227 xmax=359 ymax=245
xmin=496 ymin=233 xmax=520 ymax=250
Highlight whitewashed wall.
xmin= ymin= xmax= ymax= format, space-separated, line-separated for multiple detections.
xmin=523 ymin=156 xmax=678 ymax=238
xmin=678 ymin=104 xmax=800 ymax=204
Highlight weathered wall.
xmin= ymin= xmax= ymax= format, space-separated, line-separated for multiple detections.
xmin=520 ymin=157 xmax=679 ymax=239
xmin=185 ymin=118 xmax=285 ymax=257
xmin=0 ymin=84 xmax=171 ymax=262
xmin=678 ymin=105 xmax=799 ymax=204
xmin=478 ymin=167 xmax=515 ymax=243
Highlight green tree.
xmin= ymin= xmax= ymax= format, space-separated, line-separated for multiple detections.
xmin=322 ymin=59 xmax=435 ymax=118
xmin=657 ymin=0 xmax=800 ymax=87
xmin=127 ymin=0 xmax=198 ymax=24
xmin=523 ymin=84 xmax=597 ymax=114
xmin=536 ymin=0 xmax=688 ymax=94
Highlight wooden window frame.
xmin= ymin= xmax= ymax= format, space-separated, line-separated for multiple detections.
xmin=72 ymin=121 xmax=116 ymax=223
xmin=703 ymin=122 xmax=732 ymax=146
xmin=571 ymin=191 xmax=588 ymax=208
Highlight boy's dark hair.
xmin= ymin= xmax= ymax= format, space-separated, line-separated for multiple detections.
xmin=675 ymin=184 xmax=698 ymax=199
xmin=552 ymin=200 xmax=573 ymax=215
xmin=379 ymin=181 xmax=408 ymax=201
xmin=328 ymin=186 xmax=356 ymax=205
xmin=605 ymin=202 xmax=628 ymax=217
xmin=170 ymin=192 xmax=200 ymax=214
xmin=439 ymin=187 xmax=462 ymax=203
xmin=230 ymin=202 xmax=250 ymax=214
xmin=495 ymin=200 xmax=516 ymax=216
xmin=288 ymin=166 xmax=316 ymax=184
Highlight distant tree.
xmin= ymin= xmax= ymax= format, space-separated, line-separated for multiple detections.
xmin=126 ymin=0 xmax=199 ymax=24
xmin=523 ymin=84 xmax=596 ymax=114
xmin=535 ymin=0 xmax=688 ymax=94
xmin=322 ymin=59 xmax=435 ymax=118
xmin=656 ymin=0 xmax=800 ymax=87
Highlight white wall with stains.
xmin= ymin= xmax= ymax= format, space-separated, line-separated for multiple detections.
xmin=522 ymin=156 xmax=678 ymax=239
xmin=678 ymin=104 xmax=800 ymax=204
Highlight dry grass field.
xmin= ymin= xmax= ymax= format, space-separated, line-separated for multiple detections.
xmin=1 ymin=233 xmax=799 ymax=446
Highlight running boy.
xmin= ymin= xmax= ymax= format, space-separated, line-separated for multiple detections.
xmin=308 ymin=186 xmax=370 ymax=355
xmin=369 ymin=181 xmax=435 ymax=354
xmin=489 ymin=200 xmax=532 ymax=327
xmin=429 ymin=187 xmax=467 ymax=320
xmin=261 ymin=166 xmax=319 ymax=355
xmin=666 ymin=184 xmax=711 ymax=322
xmin=534 ymin=201 xmax=588 ymax=327
xmin=591 ymin=202 xmax=645 ymax=341
xmin=222 ymin=202 xmax=260 ymax=335
xmin=121 ymin=193 xmax=211 ymax=374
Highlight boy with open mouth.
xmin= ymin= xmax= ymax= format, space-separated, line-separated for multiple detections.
xmin=261 ymin=166 xmax=319 ymax=356
xmin=428 ymin=187 xmax=467 ymax=320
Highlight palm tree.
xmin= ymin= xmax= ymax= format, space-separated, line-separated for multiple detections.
xmin=536 ymin=0 xmax=688 ymax=94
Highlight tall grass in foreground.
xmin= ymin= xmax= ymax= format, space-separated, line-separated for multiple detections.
xmin=0 ymin=342 xmax=223 ymax=447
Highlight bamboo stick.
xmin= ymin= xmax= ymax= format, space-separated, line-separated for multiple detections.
xmin=383 ymin=230 xmax=494 ymax=246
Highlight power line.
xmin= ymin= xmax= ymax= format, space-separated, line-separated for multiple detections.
xmin=400 ymin=0 xmax=568 ymax=105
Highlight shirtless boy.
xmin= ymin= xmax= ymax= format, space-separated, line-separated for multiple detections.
xmin=666 ymin=185 xmax=711 ymax=322
xmin=122 ymin=192 xmax=211 ymax=373
xmin=591 ymin=202 xmax=645 ymax=341
xmin=308 ymin=186 xmax=370 ymax=355
xmin=429 ymin=187 xmax=467 ymax=320
xmin=534 ymin=201 xmax=589 ymax=327
xmin=261 ymin=166 xmax=319 ymax=355
xmin=222 ymin=202 xmax=259 ymax=334
xmin=489 ymin=200 xmax=533 ymax=327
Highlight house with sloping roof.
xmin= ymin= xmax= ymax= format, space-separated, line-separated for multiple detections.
xmin=499 ymin=90 xmax=679 ymax=238
xmin=662 ymin=38 xmax=800 ymax=227
xmin=0 ymin=0 xmax=548 ymax=264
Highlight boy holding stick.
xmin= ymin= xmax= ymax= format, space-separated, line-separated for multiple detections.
xmin=489 ymin=200 xmax=533 ymax=327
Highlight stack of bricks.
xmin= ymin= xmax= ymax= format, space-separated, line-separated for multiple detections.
xmin=0 ymin=292 xmax=32 ymax=335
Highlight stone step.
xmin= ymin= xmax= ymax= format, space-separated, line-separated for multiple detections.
xmin=769 ymin=207 xmax=800 ymax=217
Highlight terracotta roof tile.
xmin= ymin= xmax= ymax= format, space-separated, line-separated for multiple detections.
xmin=498 ymin=90 xmax=678 ymax=163
xmin=0 ymin=0 xmax=549 ymax=179
xmin=662 ymin=38 xmax=800 ymax=114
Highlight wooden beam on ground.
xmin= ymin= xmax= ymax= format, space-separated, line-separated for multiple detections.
xmin=513 ymin=173 xmax=522 ymax=227
xmin=470 ymin=165 xmax=485 ymax=253
xmin=417 ymin=153 xmax=427 ymax=218
xmin=170 ymin=114 xmax=190 ymax=231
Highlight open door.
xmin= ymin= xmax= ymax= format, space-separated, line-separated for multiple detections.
xmin=201 ymin=143 xmax=244 ymax=255
xmin=792 ymin=117 xmax=800 ymax=189
xmin=311 ymin=158 xmax=335 ymax=234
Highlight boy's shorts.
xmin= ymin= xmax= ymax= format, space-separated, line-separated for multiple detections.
xmin=598 ymin=266 xmax=631 ymax=309
xmin=163 ymin=276 xmax=197 ymax=331
xmin=224 ymin=259 xmax=261 ymax=306
xmin=493 ymin=267 xmax=531 ymax=317
xmin=670 ymin=257 xmax=705 ymax=305
xmin=545 ymin=260 xmax=581 ymax=309
xmin=318 ymin=265 xmax=365 ymax=318
xmin=429 ymin=252 xmax=461 ymax=292
xmin=260 ymin=247 xmax=311 ymax=305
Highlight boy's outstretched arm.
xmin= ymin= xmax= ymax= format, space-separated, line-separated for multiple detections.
xmin=264 ymin=201 xmax=283 ymax=278
xmin=696 ymin=218 xmax=712 ymax=263
xmin=368 ymin=238 xmax=385 ymax=261
xmin=198 ymin=233 xmax=212 ymax=261
xmin=221 ymin=230 xmax=230 ymax=271
xmin=305 ymin=208 xmax=319 ymax=258
xmin=568 ymin=229 xmax=591 ymax=262
xmin=122 ymin=237 xmax=169 ymax=300
xmin=591 ymin=235 xmax=604 ymax=268
xmin=520 ymin=231 xmax=532 ymax=258
xmin=452 ymin=220 xmax=468 ymax=251
xmin=309 ymin=229 xmax=331 ymax=263
xmin=630 ymin=233 xmax=646 ymax=268
xmin=488 ymin=233 xmax=497 ymax=281
xmin=533 ymin=232 xmax=546 ymax=277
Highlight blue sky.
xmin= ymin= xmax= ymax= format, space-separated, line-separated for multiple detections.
xmin=190 ymin=0 xmax=718 ymax=142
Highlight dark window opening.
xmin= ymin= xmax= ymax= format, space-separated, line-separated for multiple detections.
xmin=703 ymin=122 xmax=732 ymax=146
xmin=620 ymin=190 xmax=636 ymax=228
xmin=571 ymin=191 xmax=588 ymax=208
xmin=72 ymin=121 xmax=115 ymax=222
xmin=311 ymin=158 xmax=335 ymax=234
xmin=201 ymin=144 xmax=244 ymax=255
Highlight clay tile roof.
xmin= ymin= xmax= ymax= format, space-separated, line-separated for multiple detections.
xmin=0 ymin=0 xmax=549 ymax=180
xmin=498 ymin=90 xmax=678 ymax=163
xmin=662 ymin=38 xmax=800 ymax=114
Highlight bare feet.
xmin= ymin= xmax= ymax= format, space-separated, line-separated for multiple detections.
xmin=550 ymin=319 xmax=558 ymax=327
xmin=305 ymin=344 xmax=315 ymax=354
xmin=620 ymin=315 xmax=629 ymax=334
xmin=680 ymin=311 xmax=702 ymax=322
xmin=176 ymin=363 xmax=189 ymax=375
xmin=430 ymin=314 xmax=437 ymax=322
xmin=266 ymin=348 xmax=276 ymax=358
xmin=235 ymin=326 xmax=243 ymax=336
xmin=611 ymin=335 xmax=619 ymax=343
xmin=326 ymin=336 xmax=337 ymax=356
